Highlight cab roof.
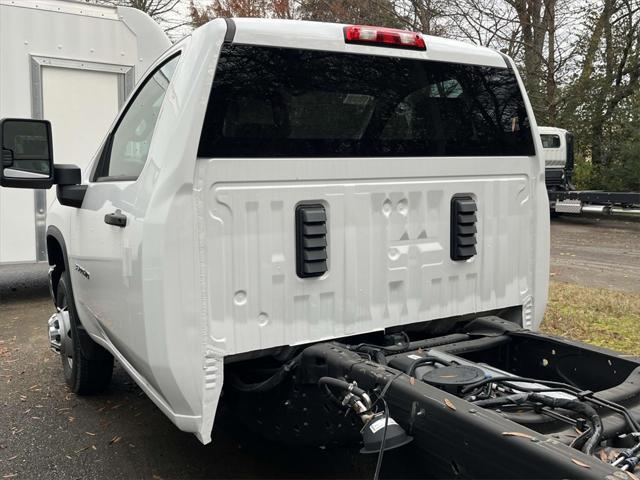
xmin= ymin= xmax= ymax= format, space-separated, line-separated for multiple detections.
xmin=224 ymin=18 xmax=509 ymax=69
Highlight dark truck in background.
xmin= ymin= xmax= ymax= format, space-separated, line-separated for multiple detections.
xmin=540 ymin=126 xmax=640 ymax=215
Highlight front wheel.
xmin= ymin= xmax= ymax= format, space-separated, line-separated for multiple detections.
xmin=56 ymin=275 xmax=114 ymax=394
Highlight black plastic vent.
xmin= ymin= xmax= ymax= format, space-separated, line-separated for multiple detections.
xmin=451 ymin=196 xmax=477 ymax=261
xmin=296 ymin=204 xmax=328 ymax=278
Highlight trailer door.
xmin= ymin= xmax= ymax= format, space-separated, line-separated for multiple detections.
xmin=42 ymin=66 xmax=120 ymax=183
xmin=41 ymin=65 xmax=121 ymax=220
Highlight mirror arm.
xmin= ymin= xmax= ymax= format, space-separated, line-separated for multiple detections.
xmin=54 ymin=164 xmax=82 ymax=186
xmin=54 ymin=164 xmax=85 ymax=208
xmin=57 ymin=184 xmax=87 ymax=208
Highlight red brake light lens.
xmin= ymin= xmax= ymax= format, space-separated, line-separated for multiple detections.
xmin=343 ymin=25 xmax=426 ymax=51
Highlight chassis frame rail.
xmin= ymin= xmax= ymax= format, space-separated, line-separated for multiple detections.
xmin=300 ymin=340 xmax=626 ymax=479
xmin=549 ymin=190 xmax=640 ymax=213
xmin=548 ymin=190 xmax=640 ymax=206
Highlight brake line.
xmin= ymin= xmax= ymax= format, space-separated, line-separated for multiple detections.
xmin=463 ymin=375 xmax=640 ymax=435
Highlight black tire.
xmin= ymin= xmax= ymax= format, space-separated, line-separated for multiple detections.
xmin=56 ymin=275 xmax=114 ymax=394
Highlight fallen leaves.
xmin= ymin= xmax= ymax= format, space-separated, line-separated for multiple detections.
xmin=570 ymin=458 xmax=591 ymax=468
xmin=625 ymin=471 xmax=640 ymax=480
xmin=443 ymin=398 xmax=456 ymax=411
xmin=502 ymin=431 xmax=537 ymax=440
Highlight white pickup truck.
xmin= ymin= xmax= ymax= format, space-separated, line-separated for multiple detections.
xmin=3 ymin=18 xmax=640 ymax=478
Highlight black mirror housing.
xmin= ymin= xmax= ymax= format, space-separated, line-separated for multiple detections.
xmin=0 ymin=118 xmax=54 ymax=189
xmin=54 ymin=165 xmax=86 ymax=208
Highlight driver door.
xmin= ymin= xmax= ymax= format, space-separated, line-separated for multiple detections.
xmin=68 ymin=54 xmax=180 ymax=379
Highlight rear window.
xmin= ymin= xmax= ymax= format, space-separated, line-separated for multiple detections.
xmin=198 ymin=44 xmax=535 ymax=158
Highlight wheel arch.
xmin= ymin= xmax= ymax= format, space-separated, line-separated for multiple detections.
xmin=47 ymin=226 xmax=104 ymax=360
xmin=46 ymin=226 xmax=70 ymax=306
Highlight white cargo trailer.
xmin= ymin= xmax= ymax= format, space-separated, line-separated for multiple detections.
xmin=0 ymin=0 xmax=170 ymax=263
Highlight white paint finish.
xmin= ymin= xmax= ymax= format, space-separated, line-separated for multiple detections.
xmin=0 ymin=0 xmax=170 ymax=264
xmin=1 ymin=0 xmax=120 ymax=18
xmin=0 ymin=189 xmax=36 ymax=262
xmin=55 ymin=29 xmax=222 ymax=444
xmin=42 ymin=67 xmax=120 ymax=206
xmin=539 ymin=126 xmax=568 ymax=168
xmin=202 ymin=160 xmax=536 ymax=354
xmin=44 ymin=20 xmax=550 ymax=444
xmin=231 ymin=18 xmax=506 ymax=67
xmin=116 ymin=5 xmax=173 ymax=79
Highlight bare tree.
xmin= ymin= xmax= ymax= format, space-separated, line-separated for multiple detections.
xmin=94 ymin=0 xmax=190 ymax=36
xmin=563 ymin=0 xmax=640 ymax=164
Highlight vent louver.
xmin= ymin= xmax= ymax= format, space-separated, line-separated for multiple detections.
xmin=296 ymin=204 xmax=328 ymax=278
xmin=451 ymin=196 xmax=477 ymax=261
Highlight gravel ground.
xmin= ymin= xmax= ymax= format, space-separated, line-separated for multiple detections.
xmin=1 ymin=214 xmax=638 ymax=479
xmin=550 ymin=214 xmax=640 ymax=293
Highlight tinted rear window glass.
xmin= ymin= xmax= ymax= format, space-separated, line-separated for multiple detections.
xmin=540 ymin=134 xmax=561 ymax=148
xmin=198 ymin=44 xmax=535 ymax=157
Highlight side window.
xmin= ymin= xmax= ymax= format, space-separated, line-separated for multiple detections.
xmin=540 ymin=134 xmax=561 ymax=149
xmin=100 ymin=55 xmax=179 ymax=180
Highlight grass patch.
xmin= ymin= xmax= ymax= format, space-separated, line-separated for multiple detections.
xmin=542 ymin=281 xmax=640 ymax=355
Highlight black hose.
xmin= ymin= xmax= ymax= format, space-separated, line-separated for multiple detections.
xmin=474 ymin=392 xmax=603 ymax=455
xmin=473 ymin=392 xmax=529 ymax=408
xmin=318 ymin=376 xmax=369 ymax=400
xmin=356 ymin=346 xmax=389 ymax=365
xmin=461 ymin=374 xmax=640 ymax=433
xmin=405 ymin=356 xmax=453 ymax=376
xmin=229 ymin=354 xmax=301 ymax=393
xmin=529 ymin=393 xmax=603 ymax=455
xmin=230 ymin=367 xmax=291 ymax=392
xmin=570 ymin=428 xmax=592 ymax=451
xmin=461 ymin=375 xmax=584 ymax=395
xmin=373 ymin=399 xmax=390 ymax=480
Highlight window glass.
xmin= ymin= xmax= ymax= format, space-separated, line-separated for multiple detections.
xmin=199 ymin=45 xmax=535 ymax=157
xmin=2 ymin=121 xmax=51 ymax=175
xmin=104 ymin=55 xmax=179 ymax=179
xmin=540 ymin=134 xmax=561 ymax=149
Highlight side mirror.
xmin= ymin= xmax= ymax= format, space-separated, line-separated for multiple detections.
xmin=0 ymin=118 xmax=54 ymax=189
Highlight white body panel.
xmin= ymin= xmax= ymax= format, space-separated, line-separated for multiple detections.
xmin=202 ymin=159 xmax=538 ymax=354
xmin=0 ymin=0 xmax=169 ymax=263
xmin=539 ymin=126 xmax=568 ymax=169
xmin=45 ymin=19 xmax=550 ymax=444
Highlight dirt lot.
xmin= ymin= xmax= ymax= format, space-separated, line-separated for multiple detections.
xmin=550 ymin=215 xmax=640 ymax=293
xmin=1 ymin=214 xmax=639 ymax=479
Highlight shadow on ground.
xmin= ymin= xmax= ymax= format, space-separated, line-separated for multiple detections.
xmin=0 ymin=268 xmax=421 ymax=479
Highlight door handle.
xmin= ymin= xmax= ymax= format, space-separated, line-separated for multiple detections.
xmin=104 ymin=210 xmax=127 ymax=228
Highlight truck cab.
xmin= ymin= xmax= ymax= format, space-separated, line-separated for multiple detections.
xmin=539 ymin=126 xmax=574 ymax=191
xmin=3 ymin=19 xmax=640 ymax=479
